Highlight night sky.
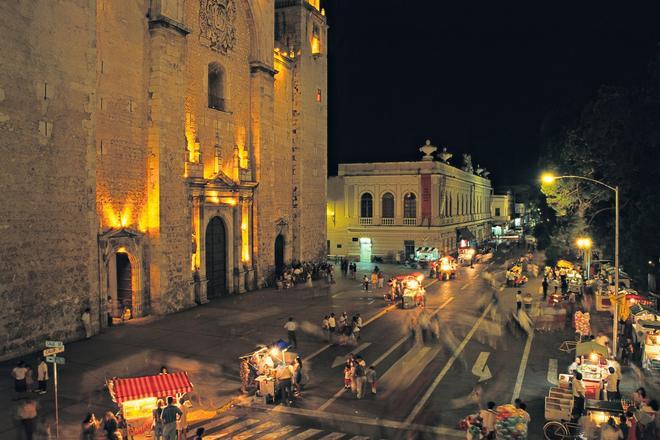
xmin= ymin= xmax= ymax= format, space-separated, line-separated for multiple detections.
xmin=324 ymin=2 xmax=660 ymax=188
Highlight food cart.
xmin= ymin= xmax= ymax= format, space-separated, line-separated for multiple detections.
xmin=240 ymin=341 xmax=297 ymax=404
xmin=107 ymin=372 xmax=194 ymax=439
xmin=636 ymin=320 xmax=660 ymax=373
xmin=574 ymin=341 xmax=611 ymax=399
xmin=506 ymin=264 xmax=528 ymax=287
xmin=433 ymin=256 xmax=457 ymax=281
xmin=401 ymin=273 xmax=425 ymax=309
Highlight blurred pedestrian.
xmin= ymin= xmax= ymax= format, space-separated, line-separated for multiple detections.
xmin=82 ymin=307 xmax=92 ymax=338
xmin=355 ymin=357 xmax=367 ymax=399
xmin=293 ymin=356 xmax=304 ymax=396
xmin=37 ymin=357 xmax=48 ymax=394
xmin=344 ymin=364 xmax=352 ymax=390
xmin=193 ymin=427 xmax=205 ymax=439
xmin=542 ymin=277 xmax=549 ymax=300
xmin=81 ymin=412 xmax=99 ymax=440
xmin=177 ymin=398 xmax=191 ymax=440
xmin=152 ymin=399 xmax=164 ymax=440
xmin=284 ymin=317 xmax=297 ymax=348
xmin=17 ymin=399 xmax=37 ymax=440
xmin=12 ymin=360 xmax=28 ymax=400
xmin=363 ymin=275 xmax=369 ymax=291
xmin=366 ymin=366 xmax=377 ymax=394
xmin=322 ymin=315 xmax=330 ymax=342
xmin=480 ymin=401 xmax=497 ymax=439
xmin=371 ymin=271 xmax=378 ymax=289
xmin=25 ymin=364 xmax=35 ymax=393
xmin=103 ymin=411 xmax=119 ymax=440
xmin=515 ymin=290 xmax=522 ymax=312
xmin=107 ymin=295 xmax=114 ymax=327
xmin=377 ymin=271 xmax=384 ymax=288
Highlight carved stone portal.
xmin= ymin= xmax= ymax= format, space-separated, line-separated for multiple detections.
xmin=200 ymin=0 xmax=237 ymax=54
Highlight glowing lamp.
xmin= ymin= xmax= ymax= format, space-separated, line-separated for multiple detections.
xmin=270 ymin=347 xmax=280 ymax=357
xmin=441 ymin=263 xmax=451 ymax=272
xmin=416 ymin=274 xmax=425 ymax=283
xmin=541 ymin=173 xmax=556 ymax=184
xmin=407 ymin=280 xmax=419 ymax=289
xmin=589 ymin=352 xmax=599 ymax=362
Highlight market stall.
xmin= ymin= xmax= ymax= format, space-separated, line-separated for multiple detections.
xmin=401 ymin=273 xmax=425 ymax=309
xmin=107 ymin=372 xmax=194 ymax=439
xmin=240 ymin=341 xmax=297 ymax=404
xmin=636 ymin=320 xmax=660 ymax=373
xmin=506 ymin=264 xmax=528 ymax=287
xmin=574 ymin=341 xmax=611 ymax=399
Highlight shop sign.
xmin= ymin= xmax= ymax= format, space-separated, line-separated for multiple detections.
xmin=43 ymin=347 xmax=64 ymax=356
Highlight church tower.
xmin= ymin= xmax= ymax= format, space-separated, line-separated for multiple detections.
xmin=275 ymin=0 xmax=328 ymax=261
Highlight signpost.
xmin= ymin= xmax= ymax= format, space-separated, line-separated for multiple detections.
xmin=44 ymin=341 xmax=64 ymax=439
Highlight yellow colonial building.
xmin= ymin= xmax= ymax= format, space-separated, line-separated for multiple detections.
xmin=327 ymin=142 xmax=493 ymax=262
xmin=0 ymin=0 xmax=327 ymax=358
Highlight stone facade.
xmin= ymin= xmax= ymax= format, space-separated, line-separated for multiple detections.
xmin=327 ymin=144 xmax=493 ymax=262
xmin=0 ymin=0 xmax=327 ymax=359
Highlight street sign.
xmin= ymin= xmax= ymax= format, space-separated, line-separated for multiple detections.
xmin=43 ymin=347 xmax=64 ymax=356
xmin=45 ymin=340 xmax=64 ymax=348
xmin=46 ymin=356 xmax=65 ymax=365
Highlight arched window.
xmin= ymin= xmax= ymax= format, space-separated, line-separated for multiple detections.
xmin=208 ymin=63 xmax=226 ymax=111
xmin=360 ymin=193 xmax=373 ymax=218
xmin=404 ymin=193 xmax=417 ymax=218
xmin=381 ymin=193 xmax=394 ymax=218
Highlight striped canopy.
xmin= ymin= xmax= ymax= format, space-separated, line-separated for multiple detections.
xmin=415 ymin=247 xmax=437 ymax=253
xmin=112 ymin=372 xmax=193 ymax=404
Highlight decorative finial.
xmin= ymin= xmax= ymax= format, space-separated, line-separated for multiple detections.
xmin=419 ymin=139 xmax=437 ymax=161
xmin=461 ymin=153 xmax=474 ymax=173
xmin=475 ymin=164 xmax=484 ymax=176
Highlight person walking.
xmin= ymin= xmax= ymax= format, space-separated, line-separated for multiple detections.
xmin=366 ymin=366 xmax=377 ymax=394
xmin=81 ymin=413 xmax=99 ymax=440
xmin=479 ymin=401 xmax=497 ymax=440
xmin=24 ymin=364 xmax=35 ymax=393
xmin=328 ymin=312 xmax=336 ymax=338
xmin=352 ymin=316 xmax=361 ymax=341
xmin=12 ymin=360 xmax=28 ymax=400
xmin=377 ymin=271 xmax=384 ymax=289
xmin=276 ymin=362 xmax=294 ymax=405
xmin=177 ymin=398 xmax=191 ymax=440
xmin=322 ymin=316 xmax=330 ymax=342
xmin=542 ymin=277 xmax=549 ymax=300
xmin=102 ymin=411 xmax=119 ymax=440
xmin=371 ymin=271 xmax=378 ymax=290
xmin=362 ymin=275 xmax=369 ymax=291
xmin=515 ymin=290 xmax=522 ymax=313
xmin=572 ymin=372 xmax=586 ymax=421
xmin=284 ymin=317 xmax=297 ymax=349
xmin=354 ymin=357 xmax=367 ymax=399
xmin=161 ymin=396 xmax=182 ymax=440
xmin=152 ymin=399 xmax=164 ymax=440
xmin=36 ymin=357 xmax=48 ymax=394
xmin=338 ymin=312 xmax=348 ymax=334
xmin=193 ymin=427 xmax=205 ymax=439
xmin=82 ymin=307 xmax=93 ymax=339
xmin=293 ymin=356 xmax=304 ymax=396
xmin=17 ymin=399 xmax=38 ymax=440
xmin=343 ymin=364 xmax=352 ymax=390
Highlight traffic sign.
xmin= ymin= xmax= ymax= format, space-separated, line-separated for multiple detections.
xmin=45 ymin=340 xmax=64 ymax=348
xmin=46 ymin=356 xmax=65 ymax=365
xmin=43 ymin=347 xmax=64 ymax=356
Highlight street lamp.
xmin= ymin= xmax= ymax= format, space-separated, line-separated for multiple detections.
xmin=576 ymin=237 xmax=592 ymax=280
xmin=542 ymin=173 xmax=620 ymax=356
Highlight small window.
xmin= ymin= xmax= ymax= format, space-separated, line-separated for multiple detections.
xmin=495 ymin=207 xmax=501 ymax=217
xmin=316 ymin=88 xmax=322 ymax=102
xmin=404 ymin=193 xmax=416 ymax=218
xmin=360 ymin=193 xmax=373 ymax=218
xmin=208 ymin=63 xmax=226 ymax=111
xmin=337 ymin=244 xmax=342 ymax=248
xmin=404 ymin=240 xmax=415 ymax=260
xmin=311 ymin=25 xmax=321 ymax=54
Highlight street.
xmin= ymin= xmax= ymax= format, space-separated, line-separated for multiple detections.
xmin=1 ymin=250 xmax=606 ymax=439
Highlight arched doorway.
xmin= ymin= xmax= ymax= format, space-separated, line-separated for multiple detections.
xmin=206 ymin=217 xmax=227 ymax=298
xmin=116 ymin=252 xmax=133 ymax=314
xmin=274 ymin=234 xmax=285 ymax=274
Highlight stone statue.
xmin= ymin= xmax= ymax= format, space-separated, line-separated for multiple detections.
xmin=475 ymin=164 xmax=484 ymax=176
xmin=438 ymin=147 xmax=453 ymax=164
xmin=419 ymin=139 xmax=437 ymax=161
xmin=462 ymin=153 xmax=474 ymax=174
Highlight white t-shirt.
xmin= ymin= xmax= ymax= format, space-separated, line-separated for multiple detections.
xmin=284 ymin=321 xmax=296 ymax=331
xmin=37 ymin=362 xmax=48 ymax=381
xmin=328 ymin=316 xmax=336 ymax=327
xmin=12 ymin=366 xmax=27 ymax=380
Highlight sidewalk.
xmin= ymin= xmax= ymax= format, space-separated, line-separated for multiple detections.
xmin=0 ymin=261 xmax=412 ymax=438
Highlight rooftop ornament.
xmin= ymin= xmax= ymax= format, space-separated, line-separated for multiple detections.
xmin=461 ymin=153 xmax=474 ymax=174
xmin=475 ymin=164 xmax=485 ymax=176
xmin=419 ymin=139 xmax=437 ymax=161
xmin=438 ymin=147 xmax=453 ymax=164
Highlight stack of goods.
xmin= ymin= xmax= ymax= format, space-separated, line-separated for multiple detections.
xmin=494 ymin=404 xmax=529 ymax=439
xmin=574 ymin=311 xmax=591 ymax=337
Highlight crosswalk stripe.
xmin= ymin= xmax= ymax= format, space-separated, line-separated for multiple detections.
xmin=348 ymin=436 xmax=371 ymax=440
xmin=289 ymin=428 xmax=324 ymax=439
xmin=205 ymin=418 xmax=260 ymax=438
xmin=232 ymin=421 xmax=278 ymax=440
xmin=259 ymin=425 xmax=300 ymax=440
xmin=188 ymin=415 xmax=238 ymax=436
xmin=318 ymin=433 xmax=347 ymax=440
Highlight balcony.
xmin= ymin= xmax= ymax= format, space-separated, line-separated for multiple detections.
xmin=208 ymin=94 xmax=226 ymax=111
xmin=403 ymin=217 xmax=416 ymax=226
xmin=381 ymin=217 xmax=394 ymax=226
xmin=359 ymin=217 xmax=373 ymax=225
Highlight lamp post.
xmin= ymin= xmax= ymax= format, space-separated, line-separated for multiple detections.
xmin=576 ymin=237 xmax=592 ymax=280
xmin=542 ymin=174 xmax=620 ymax=356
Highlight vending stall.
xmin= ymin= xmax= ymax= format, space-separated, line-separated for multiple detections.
xmin=240 ymin=341 xmax=297 ymax=404
xmin=108 ymin=372 xmax=194 ymax=439
xmin=433 ymin=256 xmax=457 ymax=281
xmin=401 ymin=273 xmax=425 ymax=309
xmin=636 ymin=320 xmax=660 ymax=374
xmin=574 ymin=341 xmax=611 ymax=399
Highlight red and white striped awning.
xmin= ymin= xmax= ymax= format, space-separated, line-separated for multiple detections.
xmin=111 ymin=372 xmax=193 ymax=404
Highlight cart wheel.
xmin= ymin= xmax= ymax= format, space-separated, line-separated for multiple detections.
xmin=543 ymin=421 xmax=568 ymax=440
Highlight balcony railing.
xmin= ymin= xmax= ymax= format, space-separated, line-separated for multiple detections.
xmin=359 ymin=217 xmax=373 ymax=225
xmin=403 ymin=217 xmax=416 ymax=226
xmin=208 ymin=94 xmax=226 ymax=111
xmin=381 ymin=217 xmax=394 ymax=225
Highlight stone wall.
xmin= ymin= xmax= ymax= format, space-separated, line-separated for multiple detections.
xmin=0 ymin=0 xmax=98 ymax=359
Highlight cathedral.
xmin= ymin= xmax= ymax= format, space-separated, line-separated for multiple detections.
xmin=0 ymin=0 xmax=327 ymax=358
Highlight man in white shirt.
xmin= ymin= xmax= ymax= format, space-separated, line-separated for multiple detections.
xmin=37 ymin=358 xmax=48 ymax=394
xmin=572 ymin=372 xmax=586 ymax=421
xmin=12 ymin=361 xmax=28 ymax=399
xmin=284 ymin=317 xmax=297 ymax=348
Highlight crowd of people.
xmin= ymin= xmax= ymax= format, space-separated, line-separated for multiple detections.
xmin=275 ymin=260 xmax=337 ymax=289
xmin=342 ymin=353 xmax=377 ymax=400
xmin=321 ymin=311 xmax=364 ymax=345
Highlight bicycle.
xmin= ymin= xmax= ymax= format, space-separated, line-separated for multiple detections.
xmin=543 ymin=420 xmax=582 ymax=440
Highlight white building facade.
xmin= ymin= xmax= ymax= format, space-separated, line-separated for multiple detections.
xmin=327 ymin=144 xmax=494 ymax=262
